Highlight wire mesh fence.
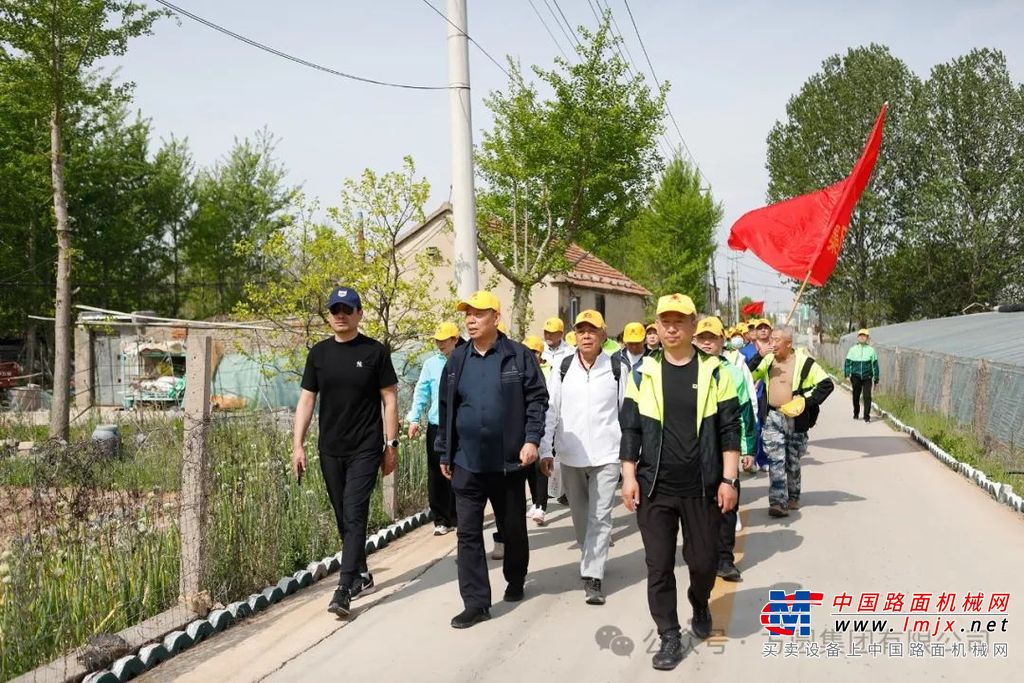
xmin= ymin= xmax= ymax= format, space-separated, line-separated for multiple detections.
xmin=819 ymin=340 xmax=1024 ymax=454
xmin=0 ymin=400 xmax=428 ymax=679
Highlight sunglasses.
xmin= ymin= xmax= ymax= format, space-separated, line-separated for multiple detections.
xmin=329 ymin=304 xmax=355 ymax=316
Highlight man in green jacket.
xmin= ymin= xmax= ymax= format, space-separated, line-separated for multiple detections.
xmin=693 ymin=316 xmax=756 ymax=583
xmin=844 ymin=328 xmax=879 ymax=423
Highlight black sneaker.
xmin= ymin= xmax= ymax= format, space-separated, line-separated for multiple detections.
xmin=864 ymin=416 xmax=871 ymax=423
xmin=717 ymin=561 xmax=742 ymax=582
xmin=451 ymin=607 xmax=491 ymax=629
xmin=557 ymin=494 xmax=569 ymax=506
xmin=327 ymin=587 xmax=351 ymax=617
xmin=503 ymin=582 xmax=524 ymax=602
xmin=853 ymin=412 xmax=859 ymax=420
xmin=584 ymin=577 xmax=605 ymax=605
xmin=349 ymin=572 xmax=375 ymax=600
xmin=651 ymin=631 xmax=684 ymax=670
xmin=688 ymin=588 xmax=712 ymax=639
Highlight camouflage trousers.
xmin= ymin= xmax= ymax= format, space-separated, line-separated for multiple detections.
xmin=763 ymin=409 xmax=809 ymax=507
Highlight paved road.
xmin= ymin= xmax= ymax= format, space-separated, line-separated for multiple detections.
xmin=142 ymin=387 xmax=1024 ymax=682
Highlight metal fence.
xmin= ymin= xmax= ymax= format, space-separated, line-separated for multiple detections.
xmin=819 ymin=341 xmax=1024 ymax=450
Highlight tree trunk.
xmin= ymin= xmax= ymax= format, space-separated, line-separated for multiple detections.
xmin=49 ymin=105 xmax=72 ymax=441
xmin=511 ymin=282 xmax=531 ymax=339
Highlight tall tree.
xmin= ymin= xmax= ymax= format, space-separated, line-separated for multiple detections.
xmin=476 ymin=13 xmax=664 ymax=335
xmin=0 ymin=0 xmax=166 ymax=439
xmin=888 ymin=48 xmax=1024 ymax=318
xmin=184 ymin=129 xmax=298 ymax=319
xmin=765 ymin=44 xmax=922 ymax=330
xmin=623 ymin=157 xmax=721 ymax=306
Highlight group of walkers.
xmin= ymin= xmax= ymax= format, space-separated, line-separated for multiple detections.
xmin=292 ymin=284 xmax=848 ymax=671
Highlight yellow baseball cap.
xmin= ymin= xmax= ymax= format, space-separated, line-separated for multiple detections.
xmin=645 ymin=322 xmax=657 ymax=332
xmin=432 ymin=321 xmax=460 ymax=341
xmin=574 ymin=309 xmax=606 ymax=329
xmin=695 ymin=316 xmax=725 ymax=338
xmin=456 ymin=290 xmax=501 ymax=313
xmin=565 ymin=331 xmax=577 ymax=345
xmin=543 ymin=317 xmax=565 ymax=333
xmin=522 ymin=335 xmax=544 ymax=353
xmin=755 ymin=318 xmax=773 ymax=329
xmin=656 ymin=293 xmax=696 ymax=317
xmin=623 ymin=322 xmax=646 ymax=343
xmin=858 ymin=328 xmax=870 ymax=336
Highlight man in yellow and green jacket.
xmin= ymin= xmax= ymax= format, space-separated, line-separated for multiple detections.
xmin=619 ymin=294 xmax=741 ymax=671
xmin=747 ymin=326 xmax=834 ymax=518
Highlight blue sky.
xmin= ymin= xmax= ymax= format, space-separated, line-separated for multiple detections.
xmin=112 ymin=0 xmax=1024 ymax=315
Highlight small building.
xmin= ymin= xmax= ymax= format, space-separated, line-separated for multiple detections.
xmin=397 ymin=203 xmax=651 ymax=336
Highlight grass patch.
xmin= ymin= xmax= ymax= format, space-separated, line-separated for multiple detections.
xmin=819 ymin=360 xmax=1024 ymax=493
xmin=0 ymin=412 xmax=428 ymax=679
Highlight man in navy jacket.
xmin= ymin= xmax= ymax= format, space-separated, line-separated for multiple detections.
xmin=436 ymin=290 xmax=549 ymax=629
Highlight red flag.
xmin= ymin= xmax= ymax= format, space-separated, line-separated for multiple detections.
xmin=728 ymin=103 xmax=887 ymax=286
xmin=741 ymin=301 xmax=764 ymax=317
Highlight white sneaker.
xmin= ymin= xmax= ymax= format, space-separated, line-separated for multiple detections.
xmin=434 ymin=525 xmax=452 ymax=536
xmin=759 ymin=464 xmax=769 ymax=473
xmin=526 ymin=506 xmax=538 ymax=520
xmin=491 ymin=542 xmax=504 ymax=560
xmin=735 ymin=516 xmax=743 ymax=532
xmin=532 ymin=508 xmax=546 ymax=526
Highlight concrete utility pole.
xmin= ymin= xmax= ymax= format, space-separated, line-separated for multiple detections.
xmin=447 ymin=0 xmax=479 ymax=298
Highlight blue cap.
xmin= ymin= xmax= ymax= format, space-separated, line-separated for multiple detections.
xmin=326 ymin=286 xmax=361 ymax=310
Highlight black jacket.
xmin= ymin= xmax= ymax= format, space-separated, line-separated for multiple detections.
xmin=435 ymin=333 xmax=549 ymax=473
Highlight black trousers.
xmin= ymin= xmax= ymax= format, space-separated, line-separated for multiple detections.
xmin=637 ymin=492 xmax=722 ymax=636
xmin=320 ymin=449 xmax=380 ymax=589
xmin=452 ymin=466 xmax=529 ymax=610
xmin=528 ymin=461 xmax=549 ymax=511
xmin=718 ymin=480 xmax=741 ymax=565
xmin=426 ymin=424 xmax=457 ymax=527
xmin=851 ymin=375 xmax=873 ymax=418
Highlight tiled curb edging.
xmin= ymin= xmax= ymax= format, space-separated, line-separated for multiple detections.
xmin=78 ymin=508 xmax=433 ymax=683
xmin=830 ymin=376 xmax=1022 ymax=514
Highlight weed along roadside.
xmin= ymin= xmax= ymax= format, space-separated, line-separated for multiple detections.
xmin=0 ymin=412 xmax=429 ymax=680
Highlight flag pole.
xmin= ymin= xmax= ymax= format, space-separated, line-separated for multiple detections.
xmin=784 ymin=269 xmax=813 ymax=326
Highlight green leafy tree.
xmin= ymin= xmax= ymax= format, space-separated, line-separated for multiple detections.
xmin=0 ymin=0 xmax=167 ymax=438
xmin=886 ymin=48 xmax=1024 ymax=318
xmin=237 ymin=157 xmax=450 ymax=375
xmin=623 ymin=157 xmax=720 ymax=306
xmin=185 ymin=129 xmax=298 ymax=319
xmin=765 ymin=44 xmax=922 ymax=330
xmin=476 ymin=13 xmax=664 ymax=336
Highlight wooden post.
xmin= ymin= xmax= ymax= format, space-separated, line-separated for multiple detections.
xmin=973 ymin=359 xmax=989 ymax=442
xmin=940 ymin=356 xmax=954 ymax=417
xmin=913 ymin=353 xmax=927 ymax=411
xmin=74 ymin=325 xmax=93 ymax=412
xmin=179 ymin=332 xmax=212 ymax=614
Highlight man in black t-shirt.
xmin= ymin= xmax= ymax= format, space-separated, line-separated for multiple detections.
xmin=292 ymin=286 xmax=399 ymax=618
xmin=619 ymin=293 xmax=741 ymax=672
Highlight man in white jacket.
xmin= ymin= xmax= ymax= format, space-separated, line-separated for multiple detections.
xmin=540 ymin=309 xmax=628 ymax=606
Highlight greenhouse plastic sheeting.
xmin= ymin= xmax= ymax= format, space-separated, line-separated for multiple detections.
xmin=835 ymin=311 xmax=1024 ymax=448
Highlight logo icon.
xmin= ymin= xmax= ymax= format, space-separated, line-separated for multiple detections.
xmin=594 ymin=625 xmax=634 ymax=657
xmin=760 ymin=589 xmax=824 ymax=636
xmin=356 ymin=361 xmax=363 ymax=368
xmin=337 ymin=289 xmax=347 ymax=297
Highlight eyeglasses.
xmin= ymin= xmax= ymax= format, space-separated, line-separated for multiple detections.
xmin=329 ymin=304 xmax=355 ymax=316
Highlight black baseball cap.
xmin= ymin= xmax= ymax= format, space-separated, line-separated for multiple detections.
xmin=326 ymin=286 xmax=361 ymax=310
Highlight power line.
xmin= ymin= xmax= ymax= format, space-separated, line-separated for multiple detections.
xmin=549 ymin=0 xmax=582 ymax=46
xmin=541 ymin=0 xmax=580 ymax=50
xmin=153 ymin=0 xmax=449 ymax=91
xmin=620 ymin=0 xmax=711 ymax=187
xmin=418 ymin=0 xmax=512 ymax=80
xmin=525 ymin=0 xmax=571 ymax=61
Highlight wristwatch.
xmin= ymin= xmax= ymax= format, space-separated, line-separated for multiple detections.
xmin=721 ymin=477 xmax=739 ymax=489
xmin=386 ymin=438 xmax=399 ymax=449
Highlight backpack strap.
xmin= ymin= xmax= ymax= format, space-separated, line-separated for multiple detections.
xmin=559 ymin=354 xmax=574 ymax=382
xmin=797 ymin=356 xmax=815 ymax=396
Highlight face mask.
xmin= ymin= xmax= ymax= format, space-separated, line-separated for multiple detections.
xmin=730 ymin=336 xmax=744 ymax=348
